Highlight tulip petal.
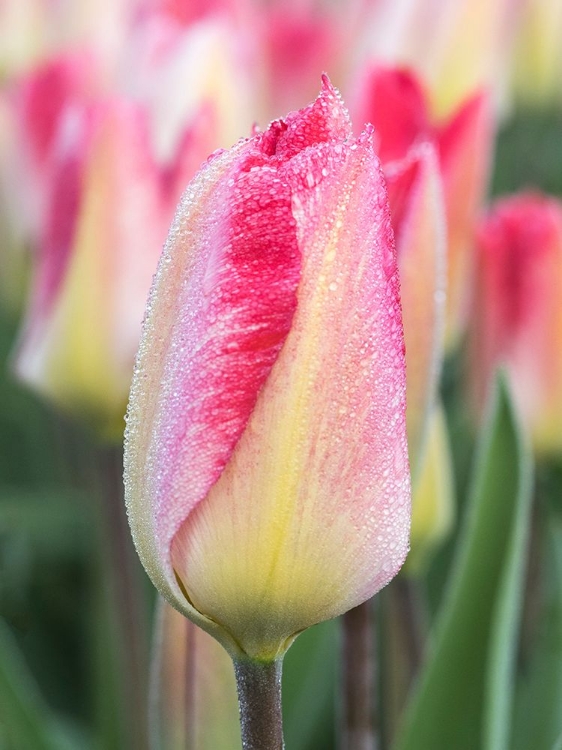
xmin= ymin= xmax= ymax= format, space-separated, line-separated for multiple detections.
xmin=171 ymin=132 xmax=409 ymax=659
xmin=351 ymin=66 xmax=430 ymax=164
xmin=15 ymin=100 xmax=166 ymax=436
xmin=437 ymin=91 xmax=492 ymax=348
xmin=386 ymin=142 xmax=446 ymax=476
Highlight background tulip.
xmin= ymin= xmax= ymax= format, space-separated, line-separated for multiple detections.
xmin=125 ymin=77 xmax=411 ymax=666
xmin=352 ymin=66 xmax=493 ymax=350
xmin=13 ymin=91 xmax=215 ymax=438
xmin=470 ymin=191 xmax=562 ymax=455
xmin=403 ymin=402 xmax=455 ymax=575
xmin=358 ymin=0 xmax=517 ymax=117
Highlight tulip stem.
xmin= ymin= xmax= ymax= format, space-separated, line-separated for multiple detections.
xmin=341 ymin=600 xmax=377 ymax=750
xmin=233 ymin=658 xmax=284 ymax=749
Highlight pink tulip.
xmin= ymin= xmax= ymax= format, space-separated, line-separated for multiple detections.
xmin=14 ymin=87 xmax=217 ymax=437
xmin=359 ymin=0 xmax=518 ymax=116
xmin=352 ymin=65 xmax=493 ymax=351
xmin=471 ymin=192 xmax=562 ymax=455
xmin=12 ymin=52 xmax=101 ymax=241
xmin=124 ymin=77 xmax=411 ymax=661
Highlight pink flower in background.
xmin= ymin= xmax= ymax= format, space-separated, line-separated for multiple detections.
xmin=470 ymin=192 xmax=562 ymax=455
xmin=13 ymin=53 xmax=102 ymax=240
xmin=13 ymin=76 xmax=217 ymax=437
xmin=359 ymin=0 xmax=518 ymax=116
xmin=9 ymin=4 xmax=255 ymax=437
xmin=352 ymin=65 xmax=493 ymax=352
xmin=350 ymin=65 xmax=456 ymax=571
xmin=124 ymin=78 xmax=411 ymax=661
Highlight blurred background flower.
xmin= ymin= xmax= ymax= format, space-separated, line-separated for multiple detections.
xmin=470 ymin=191 xmax=562 ymax=456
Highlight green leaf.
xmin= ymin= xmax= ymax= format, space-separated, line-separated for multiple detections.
xmin=394 ymin=375 xmax=533 ymax=750
xmin=0 ymin=618 xmax=84 ymax=750
xmin=512 ymin=514 xmax=562 ymax=750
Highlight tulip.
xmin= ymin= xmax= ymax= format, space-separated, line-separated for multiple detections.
xmin=351 ymin=65 xmax=493 ymax=351
xmin=12 ymin=52 xmax=101 ymax=242
xmin=470 ymin=192 xmax=562 ymax=456
xmin=122 ymin=9 xmax=255 ymax=159
xmin=14 ymin=94 xmax=216 ymax=439
xmin=124 ymin=76 xmax=410 ymax=668
xmin=384 ymin=143 xmax=445 ymax=477
xmin=0 ymin=0 xmax=131 ymax=80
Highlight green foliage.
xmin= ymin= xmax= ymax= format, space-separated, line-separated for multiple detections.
xmin=512 ymin=512 xmax=562 ymax=750
xmin=395 ymin=376 xmax=533 ymax=750
xmin=0 ymin=618 xmax=85 ymax=750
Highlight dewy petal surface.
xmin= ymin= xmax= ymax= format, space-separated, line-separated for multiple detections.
xmin=125 ymin=79 xmax=410 ymax=659
xmin=385 ymin=143 xmax=446 ymax=477
xmin=170 ymin=131 xmax=410 ymax=660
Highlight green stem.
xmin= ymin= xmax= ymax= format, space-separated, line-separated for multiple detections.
xmin=233 ymin=658 xmax=284 ymax=750
xmin=341 ymin=601 xmax=377 ymax=750
xmin=96 ymin=445 xmax=149 ymax=750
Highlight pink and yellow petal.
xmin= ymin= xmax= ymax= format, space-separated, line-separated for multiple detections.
xmin=15 ymin=100 xmax=165 ymax=438
xmin=171 ymin=132 xmax=410 ymax=661
xmin=386 ymin=143 xmax=446 ymax=477
xmin=125 ymin=79 xmax=410 ymax=660
xmin=125 ymin=140 xmax=304 ymax=650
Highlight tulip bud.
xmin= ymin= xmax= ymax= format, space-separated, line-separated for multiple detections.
xmin=14 ymin=96 xmax=215 ymax=439
xmin=470 ymin=192 xmax=562 ymax=456
xmin=124 ymin=76 xmax=411 ymax=662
